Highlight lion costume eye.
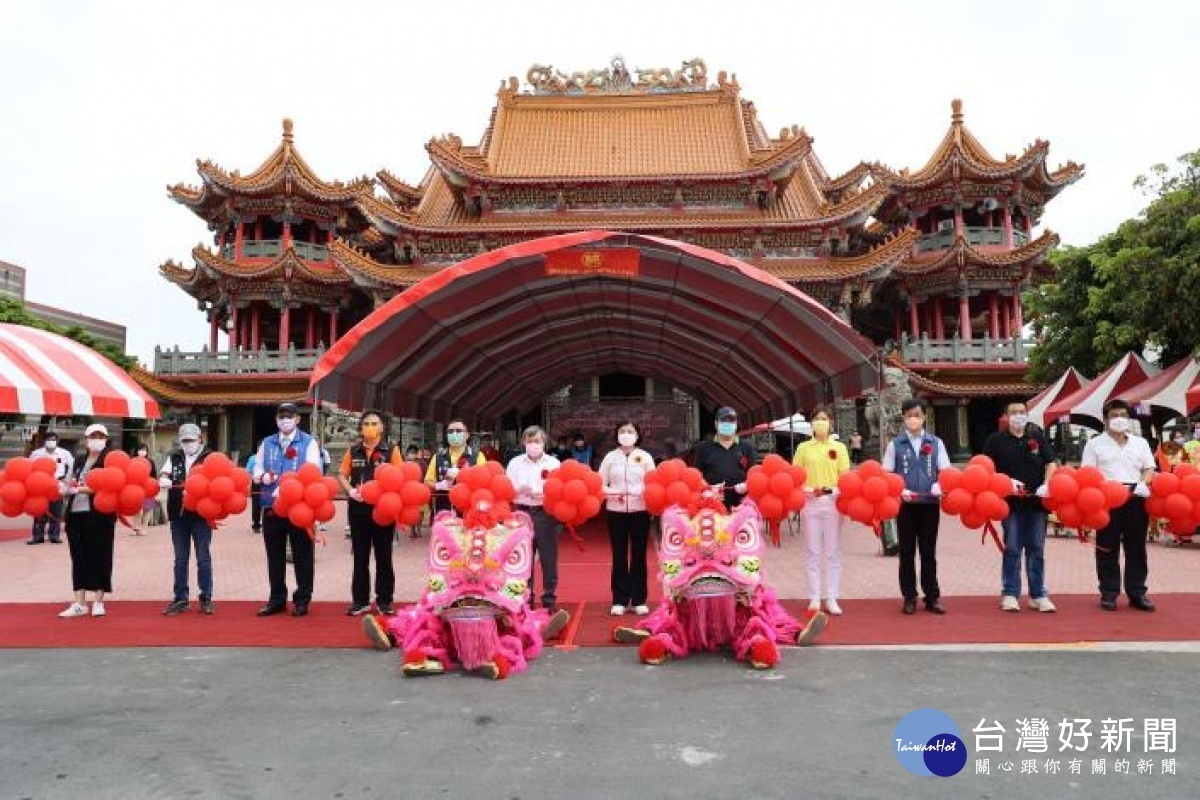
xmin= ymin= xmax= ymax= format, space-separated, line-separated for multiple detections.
xmin=505 ymin=540 xmax=531 ymax=576
xmin=660 ymin=509 xmax=689 ymax=555
xmin=430 ymin=543 xmax=452 ymax=570
xmin=734 ymin=521 xmax=761 ymax=552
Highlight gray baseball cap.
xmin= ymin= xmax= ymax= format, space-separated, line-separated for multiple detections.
xmin=178 ymin=423 xmax=202 ymax=442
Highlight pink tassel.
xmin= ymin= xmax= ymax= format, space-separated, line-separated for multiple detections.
xmin=683 ymin=594 xmax=737 ymax=651
xmin=449 ymin=617 xmax=500 ymax=670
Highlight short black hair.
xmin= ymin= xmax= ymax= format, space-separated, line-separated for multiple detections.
xmin=360 ymin=408 xmax=389 ymax=428
xmin=809 ymin=404 xmax=833 ymax=421
xmin=612 ymin=420 xmax=642 ymax=442
xmin=901 ymin=398 xmax=927 ymax=414
xmin=1102 ymin=398 xmax=1131 ymax=418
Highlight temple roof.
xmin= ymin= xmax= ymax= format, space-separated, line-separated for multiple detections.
xmin=761 ymin=229 xmax=919 ymax=282
xmin=132 ymin=365 xmax=309 ymax=406
xmin=897 ymin=229 xmax=1061 ymax=277
xmin=168 ymin=119 xmax=375 ymax=216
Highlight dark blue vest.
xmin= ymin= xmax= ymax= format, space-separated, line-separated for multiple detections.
xmin=259 ymin=430 xmax=314 ymax=509
xmin=892 ymin=432 xmax=943 ymax=502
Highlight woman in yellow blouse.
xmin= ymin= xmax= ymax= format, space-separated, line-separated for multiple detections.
xmin=791 ymin=406 xmax=851 ymax=615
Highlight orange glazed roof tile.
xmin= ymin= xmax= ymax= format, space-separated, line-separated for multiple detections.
xmin=132 ymin=366 xmax=309 ymax=406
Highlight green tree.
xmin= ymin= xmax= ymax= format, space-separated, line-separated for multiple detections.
xmin=0 ymin=297 xmax=135 ymax=370
xmin=1027 ymin=149 xmax=1200 ymax=382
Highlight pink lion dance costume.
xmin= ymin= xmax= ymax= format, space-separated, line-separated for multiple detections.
xmin=614 ymin=498 xmax=826 ymax=668
xmin=363 ymin=507 xmax=569 ymax=679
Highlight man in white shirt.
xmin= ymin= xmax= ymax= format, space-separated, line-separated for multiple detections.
xmin=1080 ymin=398 xmax=1156 ymax=612
xmin=505 ymin=425 xmax=563 ymax=611
xmin=28 ymin=431 xmax=73 ymax=544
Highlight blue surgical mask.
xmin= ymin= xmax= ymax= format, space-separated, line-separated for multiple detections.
xmin=447 ymin=431 xmax=466 ymax=447
xmin=717 ymin=421 xmax=737 ymax=437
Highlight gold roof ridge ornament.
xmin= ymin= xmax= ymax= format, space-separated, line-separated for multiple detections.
xmin=524 ymin=57 xmax=710 ymax=94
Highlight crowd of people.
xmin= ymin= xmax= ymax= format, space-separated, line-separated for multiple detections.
xmin=33 ymin=393 xmax=1181 ymax=623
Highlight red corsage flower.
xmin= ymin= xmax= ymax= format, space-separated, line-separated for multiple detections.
xmin=828 ymin=449 xmax=838 ymax=460
xmin=372 ymin=451 xmax=384 ymax=463
xmin=1027 ymin=439 xmax=1040 ymax=453
xmin=738 ymin=456 xmax=749 ymax=469
xmin=285 ymin=446 xmax=298 ymax=459
xmin=920 ymin=443 xmax=932 ymax=456
xmin=540 ymin=469 xmax=549 ymax=480
xmin=457 ymin=457 xmax=468 ymax=469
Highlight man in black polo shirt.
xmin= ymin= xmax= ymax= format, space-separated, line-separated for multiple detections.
xmin=982 ymin=400 xmax=1058 ymax=614
xmin=694 ymin=407 xmax=758 ymax=510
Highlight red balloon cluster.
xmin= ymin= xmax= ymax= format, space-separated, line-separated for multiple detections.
xmin=181 ymin=453 xmax=252 ymax=526
xmin=0 ymin=456 xmax=63 ymax=518
xmin=745 ymin=454 xmax=808 ymax=523
xmin=273 ymin=463 xmax=341 ymax=531
xmin=1042 ymin=465 xmax=1128 ymax=531
xmin=1146 ymin=463 xmax=1200 ymax=532
xmin=938 ymin=455 xmax=1012 ymax=530
xmin=448 ymin=462 xmax=515 ymax=518
xmin=361 ymin=462 xmax=431 ymax=527
xmin=83 ymin=451 xmax=161 ymax=517
xmin=543 ymin=459 xmax=604 ymax=527
xmin=642 ymin=459 xmax=705 ymax=515
xmin=835 ymin=459 xmax=904 ymax=527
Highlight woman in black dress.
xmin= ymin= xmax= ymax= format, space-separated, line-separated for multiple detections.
xmin=58 ymin=424 xmax=119 ymax=618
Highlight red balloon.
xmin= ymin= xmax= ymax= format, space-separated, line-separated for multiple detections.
xmin=125 ymin=458 xmax=152 ymax=484
xmin=583 ymin=471 xmax=602 ymax=494
xmin=644 ymin=483 xmax=667 ymax=514
xmin=99 ymin=468 xmax=125 ymax=494
xmin=85 ymin=470 xmax=105 ymax=493
xmin=6 ymin=458 xmax=33 ymax=482
xmin=224 ymin=493 xmax=248 ymax=515
xmin=294 ymin=463 xmax=321 ymax=484
xmin=884 ymin=473 xmax=905 ymax=496
xmin=769 ymin=471 xmax=794 ymax=496
xmin=1181 ymin=475 xmax=1200 ymax=501
xmin=761 ymin=454 xmax=788 ymax=475
xmin=304 ymin=482 xmax=331 ymax=507
xmin=961 ymin=465 xmax=989 ymax=494
xmin=197 ymin=496 xmax=224 ymax=521
xmin=746 ymin=471 xmax=770 ymax=497
xmin=1075 ymin=466 xmax=1104 ymax=489
xmin=399 ymin=507 xmax=423 ymax=527
xmin=974 ymin=490 xmax=1003 ymax=517
xmin=401 ymin=461 xmax=422 ymax=483
xmin=1164 ymin=493 xmax=1193 ymax=520
xmin=402 ymin=481 xmax=431 ymax=507
xmin=361 ymin=481 xmax=383 ymax=505
xmin=942 ymin=488 xmax=974 ymax=516
xmin=553 ymin=501 xmax=577 ymax=523
xmin=847 ymin=496 xmax=875 ymax=524
xmin=1056 ymin=505 xmax=1083 ymax=528
xmin=463 ymin=466 xmax=491 ymax=491
xmin=489 ymin=475 xmax=514 ymax=502
xmin=1076 ymin=487 xmax=1105 ymax=513
xmin=288 ymin=504 xmax=315 ymax=529
xmin=30 ymin=457 xmax=57 ymax=476
xmin=104 ymin=451 xmax=131 ymax=471
xmin=1152 ymin=472 xmax=1181 ymax=497
xmin=579 ymin=495 xmax=601 ymax=521
xmin=757 ymin=495 xmax=785 ymax=521
xmin=967 ymin=454 xmax=996 ymax=472
xmin=314 ymin=501 xmax=336 ymax=522
xmin=0 ymin=481 xmax=27 ymax=505
xmin=1048 ymin=473 xmax=1078 ymax=503
xmin=861 ymin=476 xmax=887 ymax=502
xmin=378 ymin=465 xmax=404 ymax=493
xmin=24 ymin=471 xmax=57 ymax=497
xmin=666 ymin=481 xmax=692 ymax=507
xmin=93 ymin=491 xmax=118 ymax=515
xmin=938 ymin=468 xmax=962 ymax=492
xmin=448 ymin=483 xmax=472 ymax=510
xmin=564 ymin=480 xmax=588 ymax=504
xmin=470 ymin=488 xmax=495 ymax=510
xmin=875 ymin=496 xmax=901 ymax=521
xmin=208 ymin=476 xmax=234 ymax=501
xmin=1083 ymin=510 xmax=1111 ymax=531
xmin=989 ymin=473 xmax=1013 ymax=497
xmin=278 ymin=479 xmax=304 ymax=505
xmin=543 ymin=478 xmax=564 ymax=505
xmin=858 ymin=460 xmax=885 ymax=480
xmin=837 ymin=472 xmax=863 ymax=498
xmin=787 ymin=488 xmax=806 ymax=512
xmin=1145 ymin=497 xmax=1166 ymax=519
xmin=119 ymin=484 xmax=146 ymax=513
xmin=1 ymin=500 xmax=22 ymax=517
xmin=679 ymin=468 xmax=702 ymax=492
xmin=960 ymin=511 xmax=986 ymax=529
xmin=1100 ymin=481 xmax=1129 ymax=509
xmin=22 ymin=496 xmax=49 ymax=518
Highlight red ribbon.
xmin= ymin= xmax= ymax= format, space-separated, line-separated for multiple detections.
xmin=871 ymin=519 xmax=883 ymax=538
xmin=981 ymin=520 xmax=1005 ymax=553
xmin=565 ymin=523 xmax=586 ymax=552
xmin=766 ymin=518 xmax=781 ymax=548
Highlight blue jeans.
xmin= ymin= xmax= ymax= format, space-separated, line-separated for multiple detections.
xmin=170 ymin=514 xmax=213 ymax=601
xmin=1001 ymin=506 xmax=1047 ymax=598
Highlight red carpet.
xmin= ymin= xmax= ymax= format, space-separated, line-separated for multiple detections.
xmin=2 ymin=595 xmax=1197 ymax=649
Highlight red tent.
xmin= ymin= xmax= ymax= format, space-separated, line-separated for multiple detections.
xmin=1122 ymin=356 xmax=1200 ymax=417
xmin=311 ymin=232 xmax=880 ymax=423
xmin=1044 ymin=352 xmax=1157 ymax=425
xmin=1026 ymin=366 xmax=1088 ymax=428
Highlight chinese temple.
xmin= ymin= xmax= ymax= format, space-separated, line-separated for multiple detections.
xmin=143 ymin=58 xmax=1082 ymax=460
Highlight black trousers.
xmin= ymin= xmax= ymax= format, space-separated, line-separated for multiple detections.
xmin=262 ymin=511 xmax=314 ymax=605
xmin=897 ymin=502 xmax=941 ymax=602
xmin=250 ymin=483 xmax=262 ymax=528
xmin=608 ymin=510 xmax=650 ymax=607
xmin=31 ymin=499 xmax=64 ymax=542
xmin=519 ymin=505 xmax=560 ymax=608
xmin=66 ymin=510 xmax=115 ymax=592
xmin=1095 ymin=495 xmax=1149 ymax=600
xmin=349 ymin=505 xmax=395 ymax=606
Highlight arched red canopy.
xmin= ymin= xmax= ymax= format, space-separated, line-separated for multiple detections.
xmin=310 ymin=231 xmax=879 ymax=423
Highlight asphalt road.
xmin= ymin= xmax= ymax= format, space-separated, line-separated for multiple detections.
xmin=1 ymin=647 xmax=1195 ymax=799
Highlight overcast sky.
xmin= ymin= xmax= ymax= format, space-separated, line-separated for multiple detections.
xmin=3 ymin=1 xmax=1198 ymax=365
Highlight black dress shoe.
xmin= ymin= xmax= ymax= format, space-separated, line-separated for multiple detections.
xmin=902 ymin=599 xmax=917 ymax=615
xmin=257 ymin=603 xmax=286 ymax=617
xmin=926 ymin=600 xmax=947 ymax=615
xmin=1100 ymin=597 xmax=1118 ymax=611
xmin=26 ymin=540 xmax=43 ymax=545
xmin=292 ymin=603 xmax=309 ymax=617
xmin=1129 ymin=596 xmax=1156 ymax=612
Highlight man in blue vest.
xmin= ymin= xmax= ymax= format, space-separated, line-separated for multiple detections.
xmin=158 ymin=423 xmax=216 ymax=615
xmin=883 ymin=398 xmax=951 ymax=615
xmin=252 ymin=402 xmax=323 ymax=617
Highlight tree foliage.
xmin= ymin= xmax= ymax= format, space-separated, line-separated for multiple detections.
xmin=1027 ymin=150 xmax=1200 ymax=383
xmin=0 ymin=297 xmax=135 ymax=370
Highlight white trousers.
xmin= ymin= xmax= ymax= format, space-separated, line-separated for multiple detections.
xmin=802 ymin=493 xmax=844 ymax=601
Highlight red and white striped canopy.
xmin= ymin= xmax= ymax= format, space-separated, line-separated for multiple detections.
xmin=1044 ymin=352 xmax=1157 ymax=425
xmin=0 ymin=324 xmax=160 ymax=419
xmin=311 ymin=232 xmax=880 ymax=424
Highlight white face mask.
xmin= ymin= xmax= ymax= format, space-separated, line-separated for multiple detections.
xmin=277 ymin=417 xmax=297 ymax=435
xmin=525 ymin=442 xmax=544 ymax=459
xmin=1009 ymin=413 xmax=1029 ymax=429
xmin=617 ymin=432 xmax=637 ymax=447
xmin=87 ymin=439 xmax=106 ymax=453
xmin=181 ymin=441 xmax=201 ymax=457
xmin=1107 ymin=417 xmax=1131 ymax=434
xmin=44 ymin=441 xmax=57 ymax=451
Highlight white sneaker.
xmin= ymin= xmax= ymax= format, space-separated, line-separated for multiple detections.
xmin=807 ymin=599 xmax=821 ymax=612
xmin=91 ymin=601 xmax=106 ymax=617
xmin=633 ymin=605 xmax=650 ymax=616
xmin=1000 ymin=595 xmax=1020 ymax=612
xmin=609 ymin=604 xmax=626 ymax=616
xmin=1029 ymin=596 xmax=1057 ymax=613
xmin=58 ymin=602 xmax=88 ymax=618
xmin=825 ymin=599 xmax=843 ymax=616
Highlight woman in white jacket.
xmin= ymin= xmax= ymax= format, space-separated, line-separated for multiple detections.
xmin=598 ymin=421 xmax=655 ymax=617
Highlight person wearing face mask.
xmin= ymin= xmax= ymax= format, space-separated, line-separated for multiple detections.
xmin=28 ymin=431 xmax=73 ymax=545
xmin=694 ymin=407 xmax=758 ymax=510
xmin=131 ymin=443 xmax=157 ymax=535
xmin=506 ymin=425 xmax=564 ymax=612
xmin=158 ymin=424 xmax=217 ymax=615
xmin=791 ymin=406 xmax=851 ymax=616
xmin=58 ymin=424 xmax=118 ymax=618
xmin=983 ymin=401 xmax=1059 ymax=613
xmin=1080 ymin=398 xmax=1157 ymax=612
xmin=339 ymin=410 xmax=403 ymax=616
xmin=883 ymin=398 xmax=951 ymax=615
xmin=252 ymin=402 xmax=323 ymax=617
xmin=1154 ymin=429 xmax=1189 ymax=475
xmin=424 ymin=419 xmax=485 ymax=515
xmin=569 ymin=434 xmax=594 ymax=468
xmin=599 ymin=421 xmax=654 ymax=616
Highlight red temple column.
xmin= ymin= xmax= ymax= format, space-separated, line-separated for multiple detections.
xmin=909 ymin=295 xmax=920 ymax=339
xmin=954 ymin=202 xmax=964 ymax=238
xmin=1013 ymin=291 xmax=1024 ymax=334
xmin=988 ymin=293 xmax=1000 ymax=340
xmin=959 ymin=294 xmax=971 ymax=340
xmin=1003 ymin=206 xmax=1014 ymax=248
xmin=251 ymin=304 xmax=261 ymax=351
xmin=234 ymin=222 xmax=244 ymax=260
xmin=999 ymin=296 xmax=1011 ymax=339
xmin=209 ymin=312 xmax=218 ymax=352
xmin=229 ymin=302 xmax=240 ymax=351
xmin=305 ymin=307 xmax=315 ymax=349
xmin=933 ymin=297 xmax=945 ymax=339
xmin=280 ymin=304 xmax=291 ymax=349
xmin=283 ymin=221 xmax=293 ymax=250
xmin=329 ymin=309 xmax=339 ymax=345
